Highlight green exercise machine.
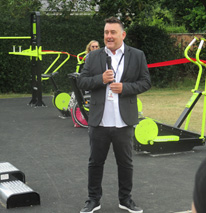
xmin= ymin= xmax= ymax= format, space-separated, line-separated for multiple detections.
xmin=1 ymin=12 xmax=45 ymax=106
xmin=42 ymin=51 xmax=87 ymax=119
xmin=1 ymin=12 xmax=72 ymax=113
xmin=134 ymin=37 xmax=206 ymax=154
xmin=68 ymin=51 xmax=90 ymax=127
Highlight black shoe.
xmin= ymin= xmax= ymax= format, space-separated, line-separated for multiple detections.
xmin=80 ymin=200 xmax=101 ymax=213
xmin=119 ymin=199 xmax=143 ymax=213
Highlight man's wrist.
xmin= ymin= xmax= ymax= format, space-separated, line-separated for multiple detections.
xmin=102 ymin=74 xmax=107 ymax=84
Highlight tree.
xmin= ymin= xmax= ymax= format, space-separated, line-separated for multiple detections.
xmin=45 ymin=0 xmax=95 ymax=18
xmin=0 ymin=0 xmax=42 ymax=18
xmin=199 ymin=0 xmax=206 ymax=8
xmin=160 ymin=0 xmax=206 ymax=32
xmin=0 ymin=0 xmax=95 ymax=19
xmin=91 ymin=0 xmax=206 ymax=32
xmin=91 ymin=0 xmax=158 ymax=28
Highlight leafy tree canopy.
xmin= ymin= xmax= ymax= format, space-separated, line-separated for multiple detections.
xmin=1 ymin=0 xmax=206 ymax=32
xmin=91 ymin=0 xmax=158 ymax=28
xmin=91 ymin=0 xmax=206 ymax=32
xmin=160 ymin=0 xmax=206 ymax=32
xmin=0 ymin=0 xmax=42 ymax=18
xmin=45 ymin=0 xmax=94 ymax=18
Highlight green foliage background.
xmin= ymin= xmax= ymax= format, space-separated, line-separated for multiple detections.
xmin=126 ymin=24 xmax=180 ymax=87
xmin=0 ymin=12 xmax=199 ymax=93
xmin=0 ymin=14 xmax=104 ymax=93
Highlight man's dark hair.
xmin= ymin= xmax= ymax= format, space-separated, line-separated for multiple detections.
xmin=105 ymin=17 xmax=124 ymax=31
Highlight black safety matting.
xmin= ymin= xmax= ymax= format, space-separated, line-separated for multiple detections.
xmin=0 ymin=96 xmax=206 ymax=213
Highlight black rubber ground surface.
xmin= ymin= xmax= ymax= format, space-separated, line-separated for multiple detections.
xmin=0 ymin=96 xmax=205 ymax=213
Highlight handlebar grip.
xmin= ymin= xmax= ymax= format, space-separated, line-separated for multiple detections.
xmin=198 ymin=39 xmax=205 ymax=50
xmin=188 ymin=37 xmax=198 ymax=47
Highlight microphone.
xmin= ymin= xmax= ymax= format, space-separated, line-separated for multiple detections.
xmin=106 ymin=56 xmax=112 ymax=69
xmin=106 ymin=56 xmax=115 ymax=84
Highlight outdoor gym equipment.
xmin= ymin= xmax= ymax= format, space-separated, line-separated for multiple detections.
xmin=8 ymin=12 xmax=44 ymax=106
xmin=42 ymin=72 xmax=71 ymax=118
xmin=40 ymin=50 xmax=88 ymax=119
xmin=39 ymin=50 xmax=86 ymax=120
xmin=68 ymin=72 xmax=89 ymax=128
xmin=134 ymin=37 xmax=206 ymax=154
xmin=39 ymin=50 xmax=71 ymax=117
xmin=10 ymin=45 xmax=71 ymax=108
xmin=68 ymin=51 xmax=90 ymax=127
xmin=0 ymin=12 xmax=44 ymax=106
xmin=1 ymin=12 xmax=71 ymax=107
xmin=75 ymin=51 xmax=87 ymax=73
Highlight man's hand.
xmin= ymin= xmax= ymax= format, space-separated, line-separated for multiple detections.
xmin=102 ymin=70 xmax=114 ymax=84
xmin=110 ymin=82 xmax=123 ymax=94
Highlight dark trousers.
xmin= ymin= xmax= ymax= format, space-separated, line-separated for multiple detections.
xmin=88 ymin=126 xmax=133 ymax=202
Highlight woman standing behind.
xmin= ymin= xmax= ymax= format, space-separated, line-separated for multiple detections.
xmin=85 ymin=40 xmax=100 ymax=56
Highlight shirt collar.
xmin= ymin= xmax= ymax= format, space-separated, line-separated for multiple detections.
xmin=105 ymin=42 xmax=125 ymax=56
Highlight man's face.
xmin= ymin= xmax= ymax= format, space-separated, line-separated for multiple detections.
xmin=104 ymin=23 xmax=126 ymax=53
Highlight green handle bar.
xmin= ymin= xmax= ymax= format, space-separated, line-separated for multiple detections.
xmin=183 ymin=37 xmax=204 ymax=136
xmin=76 ymin=51 xmax=86 ymax=73
xmin=9 ymin=46 xmax=70 ymax=80
xmin=184 ymin=36 xmax=202 ymax=91
xmin=41 ymin=51 xmax=70 ymax=81
xmin=0 ymin=36 xmax=31 ymax=39
xmin=194 ymin=38 xmax=206 ymax=139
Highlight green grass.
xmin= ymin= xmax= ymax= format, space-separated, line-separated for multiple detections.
xmin=139 ymin=88 xmax=205 ymax=134
xmin=0 ymin=93 xmax=52 ymax=99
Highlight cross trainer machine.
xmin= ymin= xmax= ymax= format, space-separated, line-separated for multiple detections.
xmin=134 ymin=37 xmax=206 ymax=154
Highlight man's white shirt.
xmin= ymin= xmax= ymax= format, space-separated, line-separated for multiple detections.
xmin=100 ymin=43 xmax=127 ymax=128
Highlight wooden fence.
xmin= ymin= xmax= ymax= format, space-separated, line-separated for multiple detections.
xmin=170 ymin=33 xmax=206 ymax=50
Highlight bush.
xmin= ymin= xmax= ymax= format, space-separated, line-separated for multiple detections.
xmin=0 ymin=13 xmax=199 ymax=92
xmin=126 ymin=24 xmax=182 ymax=87
xmin=0 ymin=16 xmax=31 ymax=93
xmin=0 ymin=14 xmax=105 ymax=93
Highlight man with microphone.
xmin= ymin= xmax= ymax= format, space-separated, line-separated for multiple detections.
xmin=78 ymin=17 xmax=151 ymax=213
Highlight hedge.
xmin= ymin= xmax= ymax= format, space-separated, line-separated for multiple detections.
xmin=0 ymin=14 xmax=105 ymax=93
xmin=0 ymin=13 xmax=192 ymax=93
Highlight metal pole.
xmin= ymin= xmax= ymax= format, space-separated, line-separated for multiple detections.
xmin=29 ymin=11 xmax=45 ymax=106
